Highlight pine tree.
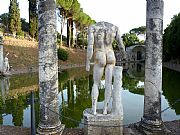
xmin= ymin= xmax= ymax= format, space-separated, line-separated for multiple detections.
xmin=8 ymin=0 xmax=22 ymax=35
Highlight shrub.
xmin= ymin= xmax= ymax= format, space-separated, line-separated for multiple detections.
xmin=57 ymin=48 xmax=69 ymax=61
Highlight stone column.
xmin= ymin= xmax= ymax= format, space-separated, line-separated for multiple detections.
xmin=37 ymin=0 xmax=64 ymax=134
xmin=0 ymin=45 xmax=3 ymax=73
xmin=112 ymin=66 xmax=123 ymax=119
xmin=139 ymin=0 xmax=164 ymax=133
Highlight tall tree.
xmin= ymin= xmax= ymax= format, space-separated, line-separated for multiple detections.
xmin=70 ymin=0 xmax=81 ymax=47
xmin=8 ymin=0 xmax=22 ymax=35
xmin=163 ymin=13 xmax=180 ymax=61
xmin=0 ymin=13 xmax=9 ymax=32
xmin=57 ymin=0 xmax=73 ymax=47
xmin=29 ymin=0 xmax=38 ymax=40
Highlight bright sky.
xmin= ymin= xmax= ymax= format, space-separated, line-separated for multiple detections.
xmin=1 ymin=0 xmax=29 ymax=22
xmin=0 ymin=0 xmax=180 ymax=34
xmin=78 ymin=0 xmax=180 ymax=33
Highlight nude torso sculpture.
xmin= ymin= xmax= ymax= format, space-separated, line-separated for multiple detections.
xmin=86 ymin=22 xmax=125 ymax=115
xmin=4 ymin=52 xmax=10 ymax=73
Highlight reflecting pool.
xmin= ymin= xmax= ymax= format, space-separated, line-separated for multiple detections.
xmin=0 ymin=63 xmax=179 ymax=128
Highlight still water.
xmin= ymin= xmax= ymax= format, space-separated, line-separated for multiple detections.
xmin=0 ymin=63 xmax=180 ymax=128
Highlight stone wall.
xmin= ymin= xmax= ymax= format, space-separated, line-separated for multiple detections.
xmin=126 ymin=45 xmax=145 ymax=61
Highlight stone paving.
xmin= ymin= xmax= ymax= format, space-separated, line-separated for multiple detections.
xmin=0 ymin=120 xmax=179 ymax=135
xmin=0 ymin=125 xmax=30 ymax=135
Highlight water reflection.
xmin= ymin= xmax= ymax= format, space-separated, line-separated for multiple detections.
xmin=0 ymin=65 xmax=179 ymax=128
xmin=123 ymin=63 xmax=144 ymax=95
xmin=0 ymin=77 xmax=10 ymax=103
xmin=162 ymin=68 xmax=180 ymax=115
xmin=0 ymin=73 xmax=38 ymax=127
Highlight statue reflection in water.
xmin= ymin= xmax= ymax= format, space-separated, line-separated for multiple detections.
xmin=0 ymin=77 xmax=10 ymax=103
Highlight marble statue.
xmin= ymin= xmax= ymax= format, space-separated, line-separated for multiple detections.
xmin=4 ymin=52 xmax=10 ymax=73
xmin=0 ymin=36 xmax=4 ymax=73
xmin=0 ymin=36 xmax=3 ymax=45
xmin=86 ymin=21 xmax=126 ymax=115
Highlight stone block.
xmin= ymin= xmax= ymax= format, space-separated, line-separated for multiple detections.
xmin=83 ymin=109 xmax=123 ymax=135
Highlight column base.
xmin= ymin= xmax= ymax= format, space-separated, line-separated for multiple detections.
xmin=37 ymin=122 xmax=65 ymax=135
xmin=136 ymin=117 xmax=172 ymax=135
xmin=83 ymin=108 xmax=123 ymax=135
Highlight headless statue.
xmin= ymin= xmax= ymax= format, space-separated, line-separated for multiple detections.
xmin=86 ymin=22 xmax=126 ymax=115
xmin=4 ymin=52 xmax=10 ymax=73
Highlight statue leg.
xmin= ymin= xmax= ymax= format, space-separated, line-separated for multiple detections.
xmin=92 ymin=64 xmax=104 ymax=115
xmin=103 ymin=64 xmax=114 ymax=114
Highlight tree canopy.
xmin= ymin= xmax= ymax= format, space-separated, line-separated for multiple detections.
xmin=0 ymin=13 xmax=9 ymax=32
xmin=121 ymin=26 xmax=146 ymax=47
xmin=163 ymin=13 xmax=180 ymax=61
xmin=1 ymin=0 xmax=96 ymax=46
xmin=56 ymin=0 xmax=96 ymax=48
xmin=122 ymin=33 xmax=140 ymax=47
xmin=130 ymin=26 xmax=146 ymax=36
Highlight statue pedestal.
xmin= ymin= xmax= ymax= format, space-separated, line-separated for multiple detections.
xmin=83 ymin=108 xmax=123 ymax=135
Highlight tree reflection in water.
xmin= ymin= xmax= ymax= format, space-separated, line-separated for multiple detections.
xmin=162 ymin=67 xmax=180 ymax=114
xmin=0 ymin=66 xmax=179 ymax=128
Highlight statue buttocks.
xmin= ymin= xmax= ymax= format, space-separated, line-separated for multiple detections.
xmin=86 ymin=21 xmax=126 ymax=115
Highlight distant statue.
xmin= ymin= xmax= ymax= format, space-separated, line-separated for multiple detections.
xmin=86 ymin=21 xmax=126 ymax=115
xmin=0 ymin=36 xmax=3 ymax=45
xmin=4 ymin=52 xmax=10 ymax=73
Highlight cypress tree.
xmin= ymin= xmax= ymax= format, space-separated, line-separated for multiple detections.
xmin=8 ymin=0 xmax=22 ymax=35
xmin=29 ymin=0 xmax=38 ymax=40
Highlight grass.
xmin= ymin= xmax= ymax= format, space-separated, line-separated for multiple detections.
xmin=58 ymin=46 xmax=86 ymax=65
xmin=3 ymin=44 xmax=86 ymax=70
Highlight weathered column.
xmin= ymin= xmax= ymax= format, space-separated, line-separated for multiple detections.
xmin=37 ymin=0 xmax=64 ymax=134
xmin=139 ymin=0 xmax=164 ymax=134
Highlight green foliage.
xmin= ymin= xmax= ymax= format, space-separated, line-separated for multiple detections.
xmin=122 ymin=33 xmax=140 ymax=47
xmin=71 ymin=0 xmax=81 ymax=20
xmin=58 ymin=47 xmax=69 ymax=61
xmin=112 ymin=40 xmax=118 ymax=50
xmin=76 ymin=32 xmax=87 ymax=48
xmin=130 ymin=26 xmax=146 ymax=35
xmin=29 ymin=0 xmax=38 ymax=39
xmin=9 ymin=73 xmax=38 ymax=90
xmin=16 ymin=30 xmax=24 ymax=38
xmin=0 ymin=13 xmax=9 ymax=25
xmin=57 ymin=0 xmax=96 ymax=48
xmin=8 ymin=0 xmax=22 ymax=35
xmin=162 ymin=68 xmax=180 ymax=114
xmin=0 ymin=13 xmax=9 ymax=32
xmin=163 ymin=13 xmax=180 ymax=61
xmin=57 ymin=0 xmax=73 ymax=11
xmin=21 ymin=18 xmax=29 ymax=32
xmin=58 ymin=70 xmax=69 ymax=83
xmin=57 ymin=32 xmax=67 ymax=44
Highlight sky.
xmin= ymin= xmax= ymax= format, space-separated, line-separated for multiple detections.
xmin=0 ymin=0 xmax=180 ymax=34
xmin=1 ymin=0 xmax=29 ymax=21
